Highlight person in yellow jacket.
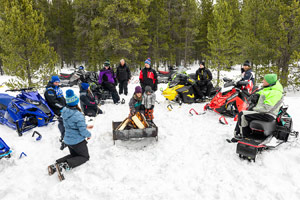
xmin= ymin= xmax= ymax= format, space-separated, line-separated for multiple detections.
xmin=233 ymin=74 xmax=283 ymax=139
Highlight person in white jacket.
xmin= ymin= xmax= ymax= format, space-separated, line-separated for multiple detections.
xmin=142 ymin=86 xmax=156 ymax=121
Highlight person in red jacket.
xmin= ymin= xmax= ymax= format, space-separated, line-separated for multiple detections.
xmin=139 ymin=58 xmax=158 ymax=93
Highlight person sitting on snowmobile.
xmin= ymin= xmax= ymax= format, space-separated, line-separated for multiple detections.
xmin=98 ymin=60 xmax=120 ymax=104
xmin=241 ymin=60 xmax=255 ymax=84
xmin=48 ymin=89 xmax=92 ymax=176
xmin=79 ymin=83 xmax=103 ymax=117
xmin=116 ymin=59 xmax=131 ymax=96
xmin=139 ymin=58 xmax=158 ymax=93
xmin=232 ymin=74 xmax=283 ymax=141
xmin=129 ymin=86 xmax=144 ymax=116
xmin=142 ymin=86 xmax=156 ymax=121
xmin=194 ymin=61 xmax=213 ymax=100
xmin=44 ymin=75 xmax=66 ymax=150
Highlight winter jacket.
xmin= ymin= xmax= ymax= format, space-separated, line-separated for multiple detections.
xmin=195 ymin=68 xmax=212 ymax=86
xmin=241 ymin=69 xmax=255 ymax=84
xmin=98 ymin=67 xmax=116 ymax=85
xmin=80 ymin=90 xmax=98 ymax=117
xmin=142 ymin=93 xmax=156 ymax=109
xmin=61 ymin=106 xmax=91 ymax=145
xmin=44 ymin=82 xmax=66 ymax=116
xmin=253 ymin=80 xmax=283 ymax=117
xmin=129 ymin=94 xmax=143 ymax=114
xmin=116 ymin=63 xmax=131 ymax=81
xmin=139 ymin=68 xmax=158 ymax=91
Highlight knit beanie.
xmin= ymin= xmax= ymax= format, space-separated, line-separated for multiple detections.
xmin=145 ymin=58 xmax=151 ymax=65
xmin=145 ymin=86 xmax=152 ymax=93
xmin=65 ymin=89 xmax=79 ymax=106
xmin=51 ymin=76 xmax=60 ymax=83
xmin=264 ymin=74 xmax=277 ymax=85
xmin=135 ymin=86 xmax=142 ymax=94
xmin=104 ymin=60 xmax=110 ymax=67
xmin=81 ymin=82 xmax=89 ymax=90
xmin=243 ymin=60 xmax=250 ymax=67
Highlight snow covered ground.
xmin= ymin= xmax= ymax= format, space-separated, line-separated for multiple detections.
xmin=0 ymin=66 xmax=300 ymax=200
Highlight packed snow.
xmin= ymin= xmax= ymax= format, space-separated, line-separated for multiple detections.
xmin=0 ymin=65 xmax=300 ymax=200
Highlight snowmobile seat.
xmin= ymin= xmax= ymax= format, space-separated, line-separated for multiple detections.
xmin=237 ymin=81 xmax=249 ymax=87
xmin=250 ymin=120 xmax=277 ymax=136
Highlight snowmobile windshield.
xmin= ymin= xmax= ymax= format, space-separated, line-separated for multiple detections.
xmin=169 ymin=73 xmax=189 ymax=87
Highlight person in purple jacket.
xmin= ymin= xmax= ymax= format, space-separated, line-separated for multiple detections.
xmin=98 ymin=60 xmax=120 ymax=104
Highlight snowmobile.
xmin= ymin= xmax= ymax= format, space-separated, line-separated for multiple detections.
xmin=0 ymin=88 xmax=54 ymax=136
xmin=59 ymin=67 xmax=86 ymax=87
xmin=157 ymin=66 xmax=177 ymax=84
xmin=232 ymin=106 xmax=299 ymax=161
xmin=0 ymin=137 xmax=12 ymax=159
xmin=204 ymin=78 xmax=258 ymax=117
xmin=162 ymin=73 xmax=218 ymax=104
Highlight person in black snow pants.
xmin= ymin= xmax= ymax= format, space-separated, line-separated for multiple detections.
xmin=80 ymin=82 xmax=103 ymax=117
xmin=44 ymin=76 xmax=67 ymax=150
xmin=116 ymin=59 xmax=131 ymax=96
xmin=139 ymin=58 xmax=158 ymax=93
xmin=48 ymin=89 xmax=92 ymax=176
xmin=194 ymin=62 xmax=213 ymax=100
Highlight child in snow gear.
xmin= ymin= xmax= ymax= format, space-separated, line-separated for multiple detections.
xmin=48 ymin=89 xmax=91 ymax=181
xmin=116 ymin=59 xmax=131 ymax=95
xmin=241 ymin=60 xmax=255 ymax=84
xmin=44 ymin=76 xmax=66 ymax=150
xmin=194 ymin=62 xmax=213 ymax=100
xmin=142 ymin=86 xmax=156 ymax=121
xmin=139 ymin=58 xmax=158 ymax=93
xmin=80 ymin=83 xmax=103 ymax=117
xmin=233 ymin=74 xmax=283 ymax=139
xmin=98 ymin=60 xmax=120 ymax=104
xmin=129 ymin=86 xmax=144 ymax=116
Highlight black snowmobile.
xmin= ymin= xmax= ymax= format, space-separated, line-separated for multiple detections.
xmin=232 ymin=106 xmax=298 ymax=161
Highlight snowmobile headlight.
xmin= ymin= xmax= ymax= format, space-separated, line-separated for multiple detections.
xmin=26 ymin=98 xmax=40 ymax=105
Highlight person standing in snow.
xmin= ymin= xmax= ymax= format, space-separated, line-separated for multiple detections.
xmin=241 ymin=60 xmax=255 ymax=84
xmin=232 ymin=74 xmax=283 ymax=141
xmin=79 ymin=82 xmax=103 ymax=117
xmin=142 ymin=86 xmax=156 ymax=121
xmin=116 ymin=59 xmax=131 ymax=96
xmin=139 ymin=58 xmax=158 ymax=93
xmin=98 ymin=60 xmax=120 ymax=104
xmin=48 ymin=89 xmax=92 ymax=175
xmin=44 ymin=75 xmax=66 ymax=150
xmin=129 ymin=86 xmax=144 ymax=116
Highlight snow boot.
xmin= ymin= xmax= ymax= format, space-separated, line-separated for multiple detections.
xmin=55 ymin=162 xmax=70 ymax=181
xmin=48 ymin=164 xmax=56 ymax=176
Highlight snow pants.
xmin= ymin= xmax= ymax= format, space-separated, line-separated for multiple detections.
xmin=145 ymin=109 xmax=154 ymax=121
xmin=103 ymin=82 xmax=120 ymax=104
xmin=118 ymin=80 xmax=128 ymax=95
xmin=234 ymin=110 xmax=275 ymax=137
xmin=56 ymin=140 xmax=90 ymax=168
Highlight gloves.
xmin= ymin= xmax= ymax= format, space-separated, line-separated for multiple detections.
xmin=140 ymin=105 xmax=145 ymax=111
xmin=150 ymin=105 xmax=154 ymax=110
xmin=250 ymin=93 xmax=260 ymax=104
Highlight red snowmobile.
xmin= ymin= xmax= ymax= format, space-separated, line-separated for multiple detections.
xmin=204 ymin=77 xmax=258 ymax=117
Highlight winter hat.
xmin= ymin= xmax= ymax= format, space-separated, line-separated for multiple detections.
xmin=79 ymin=66 xmax=84 ymax=70
xmin=200 ymin=61 xmax=205 ymax=67
xmin=135 ymin=86 xmax=142 ymax=94
xmin=145 ymin=58 xmax=151 ymax=65
xmin=81 ymin=82 xmax=89 ymax=90
xmin=104 ymin=60 xmax=110 ymax=67
xmin=65 ymin=89 xmax=79 ymax=106
xmin=264 ymin=74 xmax=277 ymax=85
xmin=51 ymin=75 xmax=60 ymax=83
xmin=145 ymin=86 xmax=152 ymax=93
xmin=243 ymin=60 xmax=251 ymax=67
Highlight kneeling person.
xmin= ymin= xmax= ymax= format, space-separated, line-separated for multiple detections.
xmin=80 ymin=83 xmax=103 ymax=117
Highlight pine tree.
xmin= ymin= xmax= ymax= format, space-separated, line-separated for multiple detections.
xmin=0 ymin=0 xmax=58 ymax=88
xmin=206 ymin=0 xmax=239 ymax=85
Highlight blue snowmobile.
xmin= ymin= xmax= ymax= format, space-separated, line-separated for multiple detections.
xmin=0 ymin=137 xmax=12 ymax=159
xmin=0 ymin=88 xmax=54 ymax=136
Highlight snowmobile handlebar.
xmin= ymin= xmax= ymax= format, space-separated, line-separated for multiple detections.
xmin=5 ymin=87 xmax=34 ymax=92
